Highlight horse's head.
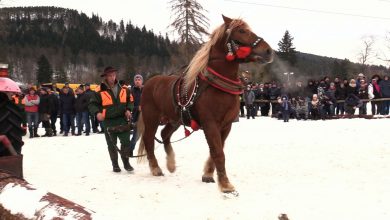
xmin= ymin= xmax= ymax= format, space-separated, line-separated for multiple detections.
xmin=222 ymin=15 xmax=274 ymax=64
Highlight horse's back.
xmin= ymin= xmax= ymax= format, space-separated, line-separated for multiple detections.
xmin=141 ymin=75 xmax=179 ymax=116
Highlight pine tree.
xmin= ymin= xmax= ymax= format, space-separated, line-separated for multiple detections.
xmin=169 ymin=0 xmax=209 ymax=61
xmin=36 ymin=55 xmax=53 ymax=84
xmin=55 ymin=67 xmax=69 ymax=83
xmin=277 ymin=30 xmax=297 ymax=66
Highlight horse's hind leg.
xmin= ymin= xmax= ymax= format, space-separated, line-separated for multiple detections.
xmin=161 ymin=123 xmax=179 ymax=173
xmin=143 ymin=111 xmax=163 ymax=176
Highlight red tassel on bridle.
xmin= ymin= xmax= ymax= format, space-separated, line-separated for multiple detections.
xmin=225 ymin=53 xmax=235 ymax=61
xmin=184 ymin=127 xmax=191 ymax=137
xmin=236 ymin=46 xmax=252 ymax=59
xmin=190 ymin=119 xmax=200 ymax=131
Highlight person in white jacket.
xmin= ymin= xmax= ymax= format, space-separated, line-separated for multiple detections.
xmin=368 ymin=75 xmax=382 ymax=115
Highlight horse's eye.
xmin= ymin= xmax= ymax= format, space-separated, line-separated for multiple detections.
xmin=239 ymin=29 xmax=246 ymax=34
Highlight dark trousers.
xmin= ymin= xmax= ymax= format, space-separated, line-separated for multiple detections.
xmin=26 ymin=112 xmax=39 ymax=129
xmin=359 ymin=102 xmax=367 ymax=115
xmin=260 ymin=103 xmax=270 ymax=116
xmin=282 ymin=110 xmax=290 ymax=122
xmin=371 ymin=100 xmax=381 ymax=115
xmin=62 ymin=113 xmax=75 ymax=133
xmin=76 ymin=111 xmax=91 ymax=134
xmin=59 ymin=112 xmax=64 ymax=132
xmin=336 ymin=103 xmax=344 ymax=115
xmin=104 ymin=118 xmax=131 ymax=164
xmin=240 ymin=102 xmax=245 ymax=116
xmin=381 ymin=100 xmax=390 ymax=115
xmin=50 ymin=111 xmax=57 ymax=132
xmin=271 ymin=101 xmax=278 ymax=116
xmin=40 ymin=113 xmax=51 ymax=130
xmin=90 ymin=114 xmax=98 ymax=132
xmin=245 ymin=104 xmax=255 ymax=118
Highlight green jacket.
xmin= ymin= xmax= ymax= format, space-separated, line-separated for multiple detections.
xmin=89 ymin=80 xmax=133 ymax=120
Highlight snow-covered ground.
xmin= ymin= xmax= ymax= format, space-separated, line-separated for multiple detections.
xmin=22 ymin=117 xmax=390 ymax=220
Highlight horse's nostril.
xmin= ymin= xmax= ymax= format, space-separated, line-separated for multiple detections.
xmin=266 ymin=49 xmax=272 ymax=55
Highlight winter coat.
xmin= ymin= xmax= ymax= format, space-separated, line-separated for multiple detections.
xmin=24 ymin=94 xmax=40 ymax=113
xmin=38 ymin=94 xmax=53 ymax=114
xmin=59 ymin=93 xmax=76 ymax=114
xmin=48 ymin=93 xmax=59 ymax=113
xmin=294 ymin=99 xmax=308 ymax=115
xmin=358 ymin=85 xmax=369 ymax=100
xmin=84 ymin=89 xmax=95 ymax=100
xmin=255 ymin=88 xmax=269 ymax=107
xmin=335 ymin=86 xmax=347 ymax=100
xmin=280 ymin=98 xmax=291 ymax=112
xmin=243 ymin=89 xmax=255 ymax=106
xmin=88 ymin=80 xmax=133 ymax=120
xmin=268 ymin=87 xmax=281 ymax=100
xmin=131 ymin=86 xmax=143 ymax=122
xmin=307 ymin=84 xmax=317 ymax=97
xmin=323 ymin=89 xmax=336 ymax=105
xmin=345 ymin=94 xmax=363 ymax=108
xmin=346 ymin=85 xmax=358 ymax=96
xmin=74 ymin=92 xmax=90 ymax=113
xmin=368 ymin=82 xmax=382 ymax=99
xmin=379 ymin=79 xmax=390 ymax=98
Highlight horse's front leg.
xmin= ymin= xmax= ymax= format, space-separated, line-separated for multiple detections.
xmin=202 ymin=124 xmax=232 ymax=183
xmin=203 ymin=123 xmax=235 ymax=193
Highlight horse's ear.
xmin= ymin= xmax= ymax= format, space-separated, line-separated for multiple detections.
xmin=222 ymin=15 xmax=232 ymax=26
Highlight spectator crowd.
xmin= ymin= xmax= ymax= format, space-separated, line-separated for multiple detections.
xmin=12 ymin=72 xmax=390 ymax=140
xmin=242 ymin=73 xmax=390 ymax=122
xmin=13 ymin=82 xmax=135 ymax=138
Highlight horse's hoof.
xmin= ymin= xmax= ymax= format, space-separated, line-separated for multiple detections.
xmin=222 ymin=190 xmax=239 ymax=199
xmin=202 ymin=176 xmax=215 ymax=183
xmin=151 ymin=167 xmax=164 ymax=176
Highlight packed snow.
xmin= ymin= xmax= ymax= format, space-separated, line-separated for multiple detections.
xmin=21 ymin=117 xmax=390 ymax=220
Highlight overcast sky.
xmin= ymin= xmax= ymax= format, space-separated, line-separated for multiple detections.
xmin=3 ymin=0 xmax=390 ymax=66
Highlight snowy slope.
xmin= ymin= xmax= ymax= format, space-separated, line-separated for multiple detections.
xmin=22 ymin=118 xmax=390 ymax=220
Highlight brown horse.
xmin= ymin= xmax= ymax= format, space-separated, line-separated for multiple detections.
xmin=137 ymin=15 xmax=273 ymax=195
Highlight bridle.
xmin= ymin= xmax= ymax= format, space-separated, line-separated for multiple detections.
xmin=225 ymin=35 xmax=264 ymax=62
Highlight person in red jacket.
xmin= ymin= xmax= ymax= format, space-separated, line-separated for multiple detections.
xmin=24 ymin=87 xmax=40 ymax=138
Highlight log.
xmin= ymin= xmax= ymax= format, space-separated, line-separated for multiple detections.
xmin=0 ymin=172 xmax=94 ymax=220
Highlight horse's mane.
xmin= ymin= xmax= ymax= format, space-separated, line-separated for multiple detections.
xmin=184 ymin=19 xmax=249 ymax=86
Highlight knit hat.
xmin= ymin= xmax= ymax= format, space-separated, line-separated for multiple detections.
xmin=134 ymin=74 xmax=143 ymax=81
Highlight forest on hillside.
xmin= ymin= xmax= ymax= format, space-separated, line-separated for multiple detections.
xmin=0 ymin=6 xmax=388 ymax=85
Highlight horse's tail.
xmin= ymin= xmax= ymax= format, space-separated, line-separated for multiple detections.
xmin=136 ymin=111 xmax=147 ymax=163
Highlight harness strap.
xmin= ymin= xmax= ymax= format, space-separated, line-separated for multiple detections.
xmin=199 ymin=67 xmax=245 ymax=95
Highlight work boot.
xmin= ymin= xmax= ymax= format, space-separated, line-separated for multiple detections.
xmin=42 ymin=128 xmax=53 ymax=137
xmin=112 ymin=160 xmax=121 ymax=172
xmin=121 ymin=157 xmax=134 ymax=171
xmin=33 ymin=127 xmax=40 ymax=137
xmin=108 ymin=147 xmax=120 ymax=172
xmin=29 ymin=128 xmax=34 ymax=138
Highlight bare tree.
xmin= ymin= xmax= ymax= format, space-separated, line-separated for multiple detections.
xmin=375 ymin=32 xmax=390 ymax=66
xmin=168 ymin=0 xmax=209 ymax=61
xmin=357 ymin=36 xmax=375 ymax=66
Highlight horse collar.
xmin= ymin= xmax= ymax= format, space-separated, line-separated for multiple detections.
xmin=199 ymin=67 xmax=245 ymax=95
